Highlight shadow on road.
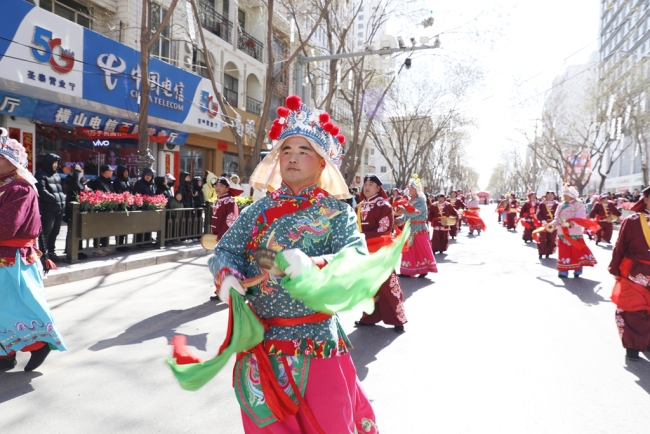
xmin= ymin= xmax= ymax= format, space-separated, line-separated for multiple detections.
xmin=347 ymin=326 xmax=401 ymax=381
xmin=537 ymin=276 xmax=609 ymax=306
xmin=625 ymin=356 xmax=650 ymax=396
xmin=398 ymin=276 xmax=432 ymax=303
xmin=0 ymin=371 xmax=42 ymax=404
xmin=89 ymin=301 xmax=225 ymax=352
xmin=434 ymin=254 xmax=457 ymax=264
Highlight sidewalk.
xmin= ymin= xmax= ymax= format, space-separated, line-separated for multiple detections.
xmin=44 ymin=223 xmax=211 ymax=287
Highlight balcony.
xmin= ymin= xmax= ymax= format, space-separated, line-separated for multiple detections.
xmin=238 ymin=29 xmax=263 ymax=62
xmin=198 ymin=1 xmax=233 ymax=43
xmin=246 ymin=96 xmax=262 ymax=115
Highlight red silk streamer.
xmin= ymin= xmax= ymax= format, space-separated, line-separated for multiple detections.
xmin=611 ymin=258 xmax=650 ymax=313
xmin=393 ymin=198 xmax=416 ymax=213
xmin=559 ymin=218 xmax=601 ymax=251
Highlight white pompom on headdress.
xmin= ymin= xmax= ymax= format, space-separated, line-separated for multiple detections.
xmin=0 ymin=128 xmax=36 ymax=185
xmin=561 ymin=183 xmax=579 ymax=200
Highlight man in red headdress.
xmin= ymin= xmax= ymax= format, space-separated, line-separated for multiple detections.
xmin=210 ymin=177 xmax=243 ymax=239
xmin=609 ymin=186 xmax=650 ymax=361
xmin=449 ymin=190 xmax=465 ymax=238
xmin=589 ymin=194 xmax=622 ymax=245
xmin=428 ymin=193 xmax=459 ymax=254
xmin=354 ymin=174 xmax=407 ymax=333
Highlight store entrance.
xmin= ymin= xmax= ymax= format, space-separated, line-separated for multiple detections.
xmin=180 ymin=146 xmax=212 ymax=178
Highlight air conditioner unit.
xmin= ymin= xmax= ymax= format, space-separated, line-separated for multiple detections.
xmin=165 ymin=143 xmax=180 ymax=152
xmin=183 ymin=40 xmax=193 ymax=70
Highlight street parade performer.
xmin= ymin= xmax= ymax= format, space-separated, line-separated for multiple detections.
xmin=609 ymin=186 xmax=650 ymax=361
xmin=0 ymin=128 xmax=66 ymax=371
xmin=398 ymin=175 xmax=437 ymax=277
xmin=496 ymin=195 xmax=507 ymax=225
xmin=534 ymin=191 xmax=559 ymax=259
xmin=589 ymin=194 xmax=622 ymax=245
xmin=506 ymin=193 xmax=519 ymax=230
xmin=519 ymin=191 xmax=539 ymax=243
xmin=463 ymin=191 xmax=486 ymax=236
xmin=428 ymin=193 xmax=459 ymax=254
xmin=167 ymin=96 xmax=409 ymax=433
xmin=354 ymin=174 xmax=407 ymax=333
xmin=550 ymin=184 xmax=598 ymax=278
xmin=449 ymin=190 xmax=465 ymax=239
xmin=209 ymin=176 xmax=244 ymax=301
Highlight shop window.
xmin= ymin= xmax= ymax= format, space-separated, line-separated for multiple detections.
xmin=224 ymin=74 xmax=239 ymax=107
xmin=223 ymin=153 xmax=240 ymax=175
xmin=180 ymin=147 xmax=211 ymax=179
xmin=39 ymin=0 xmax=92 ymax=29
xmin=151 ymin=2 xmax=172 ymax=64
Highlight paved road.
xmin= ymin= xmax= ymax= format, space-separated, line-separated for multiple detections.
xmin=2 ymin=206 xmax=650 ymax=433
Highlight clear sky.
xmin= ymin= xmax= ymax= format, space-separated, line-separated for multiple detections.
xmin=389 ymin=0 xmax=601 ymax=190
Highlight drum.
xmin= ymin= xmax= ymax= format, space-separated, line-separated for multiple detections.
xmin=509 ymin=208 xmax=518 ymax=213
xmin=441 ymin=217 xmax=457 ymax=226
xmin=606 ymin=215 xmax=619 ymax=223
xmin=201 ymin=234 xmax=219 ymax=249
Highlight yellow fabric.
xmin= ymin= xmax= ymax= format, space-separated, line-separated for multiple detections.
xmin=356 ymin=202 xmax=363 ymax=233
xmin=639 ymin=212 xmax=650 ymax=250
xmin=545 ymin=203 xmax=554 ymax=220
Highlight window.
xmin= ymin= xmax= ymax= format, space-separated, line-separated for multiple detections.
xmin=358 ymin=15 xmax=364 ymax=20
xmin=224 ymin=74 xmax=239 ymax=107
xmin=39 ymin=0 xmax=91 ymax=28
xmin=357 ymin=41 xmax=363 ymax=46
xmin=359 ymin=6 xmax=364 ymax=12
xmin=364 ymin=148 xmax=369 ymax=165
xmin=370 ymin=148 xmax=374 ymax=155
xmin=358 ymin=32 xmax=363 ymax=37
xmin=238 ymin=8 xmax=246 ymax=30
xmin=380 ymin=166 xmax=387 ymax=173
xmin=223 ymin=0 xmax=230 ymax=17
xmin=151 ymin=2 xmax=172 ymax=63
xmin=358 ymin=23 xmax=363 ymax=29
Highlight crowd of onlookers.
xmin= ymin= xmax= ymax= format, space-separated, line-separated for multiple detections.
xmin=34 ymin=152 xmax=242 ymax=263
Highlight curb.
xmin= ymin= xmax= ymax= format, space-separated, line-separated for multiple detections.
xmin=44 ymin=245 xmax=211 ymax=287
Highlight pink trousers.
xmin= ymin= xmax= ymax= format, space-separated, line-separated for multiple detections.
xmin=241 ymin=353 xmax=378 ymax=434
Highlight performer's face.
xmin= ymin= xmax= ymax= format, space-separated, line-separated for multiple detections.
xmin=362 ymin=181 xmax=379 ymax=198
xmin=529 ymin=194 xmax=536 ymax=201
xmin=546 ymin=193 xmax=554 ymax=201
xmin=437 ymin=196 xmax=445 ymax=203
xmin=279 ymin=137 xmax=325 ymax=191
xmin=216 ymin=183 xmax=228 ymax=196
xmin=563 ymin=194 xmax=573 ymax=202
xmin=0 ymin=155 xmax=15 ymax=177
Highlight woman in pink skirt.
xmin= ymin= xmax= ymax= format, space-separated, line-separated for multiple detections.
xmin=398 ymin=175 xmax=438 ymax=278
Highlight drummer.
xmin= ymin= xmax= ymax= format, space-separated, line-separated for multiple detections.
xmin=589 ymin=194 xmax=622 ymax=245
xmin=428 ymin=193 xmax=459 ymax=255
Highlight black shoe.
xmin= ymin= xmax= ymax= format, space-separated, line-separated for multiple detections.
xmin=354 ymin=321 xmax=375 ymax=327
xmin=209 ymin=295 xmax=221 ymax=301
xmin=539 ymin=255 xmax=542 ymax=259
xmin=398 ymin=273 xmax=411 ymax=278
xmin=595 ymin=240 xmax=599 ymax=246
xmin=418 ymin=274 xmax=427 ymax=278
xmin=394 ymin=326 xmax=405 ymax=334
xmin=0 ymin=354 xmax=17 ymax=371
xmin=24 ymin=345 xmax=51 ymax=371
xmin=626 ymin=348 xmax=641 ymax=361
xmin=546 ymin=255 xmax=550 ymax=259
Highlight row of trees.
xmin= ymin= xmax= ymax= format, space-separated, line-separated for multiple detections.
xmin=490 ymin=54 xmax=650 ymax=198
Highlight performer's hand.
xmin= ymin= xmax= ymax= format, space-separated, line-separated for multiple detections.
xmin=217 ymin=275 xmax=246 ymax=303
xmin=561 ymin=222 xmax=571 ymax=228
xmin=278 ymin=249 xmax=314 ymax=279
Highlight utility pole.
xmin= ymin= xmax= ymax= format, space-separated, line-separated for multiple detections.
xmin=294 ymin=44 xmax=441 ymax=99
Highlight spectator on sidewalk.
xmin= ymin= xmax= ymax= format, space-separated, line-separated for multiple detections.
xmin=63 ymin=164 xmax=89 ymax=260
xmin=203 ymin=171 xmax=218 ymax=203
xmin=177 ymin=171 xmax=193 ymax=207
xmin=90 ymin=165 xmax=114 ymax=193
xmin=192 ymin=176 xmax=205 ymax=208
xmin=35 ymin=153 xmax=66 ymax=262
xmin=165 ymin=173 xmax=176 ymax=196
xmin=133 ymin=167 xmax=155 ymax=196
xmin=112 ymin=165 xmax=131 ymax=193
xmin=155 ymin=175 xmax=173 ymax=202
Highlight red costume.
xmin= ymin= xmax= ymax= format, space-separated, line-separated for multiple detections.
xmin=609 ymin=208 xmax=650 ymax=357
xmin=589 ymin=200 xmax=622 ymax=244
xmin=211 ymin=192 xmax=239 ymax=239
xmin=450 ymin=195 xmax=465 ymax=238
xmin=535 ymin=200 xmax=559 ymax=257
xmin=428 ymin=199 xmax=459 ymax=253
xmin=519 ymin=197 xmax=539 ymax=242
xmin=357 ymin=191 xmax=407 ymax=328
xmin=506 ymin=195 xmax=518 ymax=230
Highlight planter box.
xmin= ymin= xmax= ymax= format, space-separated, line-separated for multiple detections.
xmin=79 ymin=210 xmax=165 ymax=239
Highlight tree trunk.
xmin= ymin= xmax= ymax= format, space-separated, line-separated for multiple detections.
xmin=137 ymin=0 xmax=152 ymax=173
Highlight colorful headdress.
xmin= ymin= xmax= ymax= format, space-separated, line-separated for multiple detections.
xmin=0 ymin=128 xmax=36 ymax=185
xmin=249 ymin=95 xmax=349 ymax=198
xmin=561 ymin=183 xmax=579 ymax=200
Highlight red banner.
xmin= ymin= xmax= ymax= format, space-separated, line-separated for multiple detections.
xmin=217 ymin=141 xmax=228 ymax=151
xmin=165 ymin=153 xmax=171 ymax=175
xmin=22 ymin=132 xmax=33 ymax=173
xmin=76 ymin=127 xmax=170 ymax=143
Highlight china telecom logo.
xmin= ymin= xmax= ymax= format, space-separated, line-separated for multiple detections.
xmin=30 ymin=26 xmax=75 ymax=74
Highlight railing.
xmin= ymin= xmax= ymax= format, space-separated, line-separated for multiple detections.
xmin=238 ymin=29 xmax=263 ymax=61
xmin=65 ymin=204 xmax=212 ymax=263
xmin=246 ymin=96 xmax=262 ymax=115
xmin=198 ymin=1 xmax=233 ymax=43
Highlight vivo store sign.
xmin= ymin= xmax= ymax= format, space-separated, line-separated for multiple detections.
xmin=93 ymin=140 xmax=110 ymax=147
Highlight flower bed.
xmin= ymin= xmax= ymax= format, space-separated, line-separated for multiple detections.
xmin=77 ymin=191 xmax=168 ymax=212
